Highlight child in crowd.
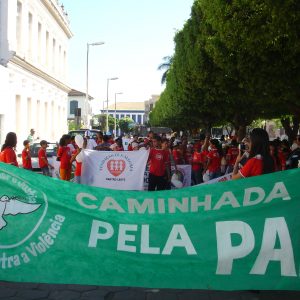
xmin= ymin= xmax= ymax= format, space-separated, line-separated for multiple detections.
xmin=38 ymin=140 xmax=53 ymax=176
xmin=22 ymin=140 xmax=32 ymax=170
xmin=57 ymin=134 xmax=72 ymax=181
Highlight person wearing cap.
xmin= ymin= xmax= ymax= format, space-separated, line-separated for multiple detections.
xmin=27 ymin=129 xmax=39 ymax=145
xmin=22 ymin=140 xmax=32 ymax=170
xmin=38 ymin=140 xmax=53 ymax=176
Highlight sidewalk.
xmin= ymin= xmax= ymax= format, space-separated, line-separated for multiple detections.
xmin=1 ymin=282 xmax=300 ymax=300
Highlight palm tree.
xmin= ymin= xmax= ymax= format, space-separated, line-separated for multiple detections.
xmin=158 ymin=56 xmax=173 ymax=84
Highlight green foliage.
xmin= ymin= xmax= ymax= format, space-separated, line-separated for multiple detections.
xmin=93 ymin=114 xmax=117 ymax=132
xmin=118 ymin=117 xmax=134 ymax=134
xmin=68 ymin=120 xmax=83 ymax=131
xmin=150 ymin=0 xmax=300 ymax=140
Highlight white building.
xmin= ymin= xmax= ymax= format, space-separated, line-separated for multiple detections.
xmin=0 ymin=0 xmax=72 ymax=146
xmin=68 ymin=89 xmax=93 ymax=128
xmin=144 ymin=95 xmax=159 ymax=124
xmin=105 ymin=102 xmax=145 ymax=124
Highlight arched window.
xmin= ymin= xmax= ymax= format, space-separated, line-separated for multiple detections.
xmin=70 ymin=100 xmax=78 ymax=114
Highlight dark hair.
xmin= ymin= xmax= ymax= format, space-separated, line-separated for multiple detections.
xmin=230 ymin=140 xmax=238 ymax=147
xmin=153 ymin=135 xmax=162 ymax=142
xmin=23 ymin=140 xmax=30 ymax=147
xmin=249 ymin=128 xmax=274 ymax=174
xmin=269 ymin=140 xmax=280 ymax=170
xmin=59 ymin=134 xmax=71 ymax=147
xmin=103 ymin=135 xmax=110 ymax=142
xmin=210 ymin=139 xmax=223 ymax=157
xmin=1 ymin=132 xmax=17 ymax=151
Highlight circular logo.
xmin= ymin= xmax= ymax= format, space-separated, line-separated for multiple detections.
xmin=0 ymin=168 xmax=48 ymax=249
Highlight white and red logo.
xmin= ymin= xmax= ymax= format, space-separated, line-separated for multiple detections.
xmin=107 ymin=159 xmax=126 ymax=177
xmin=155 ymin=153 xmax=163 ymax=160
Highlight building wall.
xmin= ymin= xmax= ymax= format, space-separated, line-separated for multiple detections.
xmin=144 ymin=95 xmax=159 ymax=124
xmin=0 ymin=0 xmax=72 ymax=147
xmin=68 ymin=95 xmax=92 ymax=128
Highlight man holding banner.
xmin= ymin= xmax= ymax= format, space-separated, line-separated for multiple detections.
xmin=148 ymin=135 xmax=170 ymax=191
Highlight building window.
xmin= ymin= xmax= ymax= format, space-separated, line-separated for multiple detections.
xmin=121 ymin=114 xmax=125 ymax=119
xmin=52 ymin=38 xmax=56 ymax=72
xmin=70 ymin=100 xmax=78 ymax=115
xmin=132 ymin=115 xmax=136 ymax=122
xmin=28 ymin=13 xmax=33 ymax=58
xmin=138 ymin=115 xmax=142 ymax=124
xmin=16 ymin=2 xmax=22 ymax=52
xmin=46 ymin=31 xmax=49 ymax=66
xmin=38 ymin=23 xmax=42 ymax=63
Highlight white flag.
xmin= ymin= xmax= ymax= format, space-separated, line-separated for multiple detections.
xmin=81 ymin=150 xmax=149 ymax=190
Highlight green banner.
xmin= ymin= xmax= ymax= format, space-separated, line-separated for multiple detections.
xmin=0 ymin=162 xmax=299 ymax=290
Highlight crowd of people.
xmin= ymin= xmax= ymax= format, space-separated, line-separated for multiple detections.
xmin=0 ymin=128 xmax=299 ymax=191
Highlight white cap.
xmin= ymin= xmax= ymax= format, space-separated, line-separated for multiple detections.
xmin=84 ymin=130 xmax=91 ymax=138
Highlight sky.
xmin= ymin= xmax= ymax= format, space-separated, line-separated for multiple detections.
xmin=62 ymin=0 xmax=194 ymax=114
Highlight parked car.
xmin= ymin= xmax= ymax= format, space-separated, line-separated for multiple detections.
xmin=18 ymin=142 xmax=58 ymax=171
xmin=68 ymin=129 xmax=101 ymax=140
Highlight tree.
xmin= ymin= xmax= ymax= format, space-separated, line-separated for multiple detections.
xmin=157 ymin=56 xmax=173 ymax=84
xmin=201 ymin=0 xmax=300 ymax=140
xmin=93 ymin=114 xmax=117 ymax=133
xmin=118 ymin=117 xmax=134 ymax=134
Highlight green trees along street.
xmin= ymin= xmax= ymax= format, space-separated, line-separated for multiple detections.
xmin=150 ymin=0 xmax=300 ymax=141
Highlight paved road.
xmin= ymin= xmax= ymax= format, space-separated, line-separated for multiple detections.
xmin=1 ymin=282 xmax=300 ymax=300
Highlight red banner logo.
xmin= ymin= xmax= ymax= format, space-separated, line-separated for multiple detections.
xmin=107 ymin=160 xmax=126 ymax=177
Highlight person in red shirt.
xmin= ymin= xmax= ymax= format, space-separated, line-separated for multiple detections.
xmin=22 ymin=140 xmax=32 ymax=170
xmin=148 ymin=135 xmax=169 ymax=191
xmin=161 ymin=138 xmax=172 ymax=189
xmin=203 ymin=139 xmax=222 ymax=181
xmin=172 ymin=140 xmax=184 ymax=165
xmin=191 ymin=144 xmax=203 ymax=185
xmin=0 ymin=132 xmax=18 ymax=167
xmin=38 ymin=140 xmax=53 ymax=176
xmin=226 ymin=140 xmax=239 ymax=173
xmin=57 ymin=134 xmax=72 ymax=181
xmin=233 ymin=128 xmax=274 ymax=179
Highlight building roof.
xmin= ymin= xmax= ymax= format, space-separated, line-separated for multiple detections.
xmin=68 ymin=89 xmax=93 ymax=100
xmin=107 ymin=102 xmax=145 ymax=111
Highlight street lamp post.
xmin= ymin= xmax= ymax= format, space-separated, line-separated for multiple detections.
xmin=86 ymin=41 xmax=104 ymax=127
xmin=114 ymin=92 xmax=123 ymax=136
xmin=106 ymin=77 xmax=119 ymax=133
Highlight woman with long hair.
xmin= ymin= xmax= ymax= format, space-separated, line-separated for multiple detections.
xmin=232 ymin=128 xmax=274 ymax=179
xmin=0 ymin=132 xmax=18 ymax=167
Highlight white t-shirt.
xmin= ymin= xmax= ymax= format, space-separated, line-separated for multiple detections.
xmin=86 ymin=139 xmax=97 ymax=150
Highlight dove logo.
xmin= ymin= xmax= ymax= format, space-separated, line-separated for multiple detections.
xmin=0 ymin=173 xmax=48 ymax=250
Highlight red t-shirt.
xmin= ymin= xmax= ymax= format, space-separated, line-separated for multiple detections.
xmin=0 ymin=147 xmax=18 ymax=166
xmin=38 ymin=148 xmax=48 ymax=168
xmin=172 ymin=149 xmax=183 ymax=165
xmin=227 ymin=147 xmax=239 ymax=166
xmin=199 ymin=150 xmax=208 ymax=164
xmin=239 ymin=156 xmax=263 ymax=178
xmin=22 ymin=149 xmax=32 ymax=169
xmin=73 ymin=149 xmax=82 ymax=176
xmin=57 ymin=146 xmax=72 ymax=170
xmin=192 ymin=152 xmax=202 ymax=171
xmin=207 ymin=149 xmax=221 ymax=172
xmin=149 ymin=148 xmax=168 ymax=176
